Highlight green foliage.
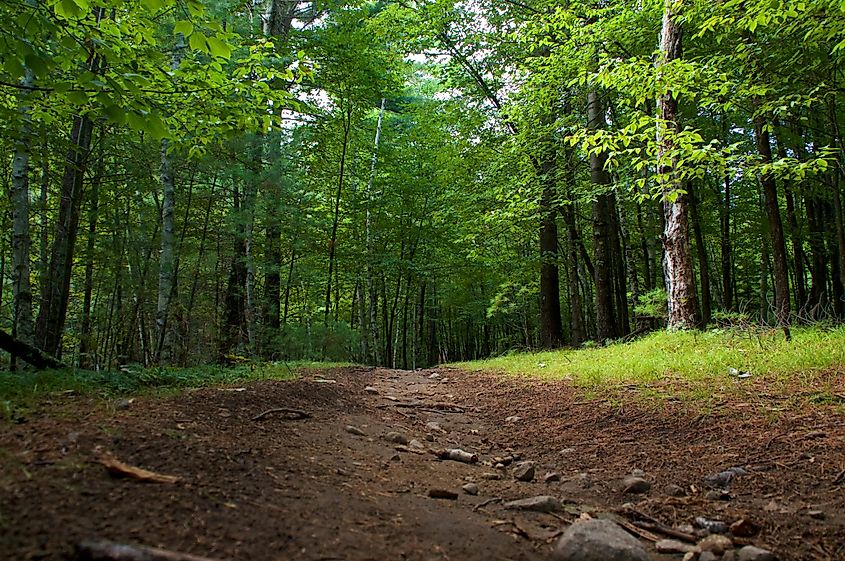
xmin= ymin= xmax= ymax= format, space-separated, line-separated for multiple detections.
xmin=634 ymin=288 xmax=668 ymax=320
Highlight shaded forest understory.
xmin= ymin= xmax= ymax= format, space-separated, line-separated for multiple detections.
xmin=2 ymin=0 xmax=845 ymax=370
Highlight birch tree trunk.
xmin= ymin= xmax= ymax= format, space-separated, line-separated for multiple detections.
xmin=658 ymin=0 xmax=698 ymax=330
xmin=10 ymin=69 xmax=35 ymax=351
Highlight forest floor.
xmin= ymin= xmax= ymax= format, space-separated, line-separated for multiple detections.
xmin=2 ymin=366 xmax=845 ymax=561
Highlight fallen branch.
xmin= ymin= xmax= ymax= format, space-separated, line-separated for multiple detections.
xmin=473 ymin=497 xmax=503 ymax=511
xmin=76 ymin=540 xmax=221 ymax=561
xmin=615 ymin=518 xmax=660 ymax=543
xmin=0 ymin=329 xmax=67 ymax=370
xmin=633 ymin=521 xmax=697 ymax=543
xmin=252 ymin=408 xmax=310 ymax=421
xmin=97 ymin=456 xmax=180 ymax=484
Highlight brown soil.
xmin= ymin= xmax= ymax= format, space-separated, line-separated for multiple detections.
xmin=2 ymin=367 xmax=844 ymax=561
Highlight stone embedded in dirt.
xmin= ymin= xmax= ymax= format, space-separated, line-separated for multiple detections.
xmin=437 ymin=449 xmax=479 ymax=463
xmin=695 ymin=517 xmax=729 ymax=534
xmin=390 ymin=453 xmax=401 ymax=462
xmin=705 ymin=489 xmax=732 ymax=501
xmin=698 ymin=534 xmax=733 ymax=555
xmin=364 ymin=386 xmax=379 ymax=394
xmin=493 ymin=455 xmax=515 ymax=466
xmin=428 ymin=488 xmax=458 ymax=500
xmin=544 ymin=472 xmax=562 ymax=483
xmin=345 ymin=425 xmax=366 ymax=436
xmin=409 ymin=439 xmax=426 ymax=451
xmin=552 ymin=518 xmax=650 ymax=561
xmin=631 ymin=469 xmax=645 ymax=477
xmin=737 ymin=546 xmax=777 ymax=561
xmin=704 ymin=467 xmax=747 ymax=489
xmin=729 ymin=518 xmax=760 ymax=537
xmin=504 ymin=495 xmax=561 ymax=513
xmin=656 ymin=539 xmax=700 ymax=554
xmin=428 ymin=372 xmax=441 ymax=379
xmin=462 ymin=483 xmax=479 ymax=495
xmin=699 ymin=552 xmax=718 ymax=561
xmin=425 ymin=434 xmax=435 ymax=442
xmin=426 ymin=421 xmax=444 ymax=432
xmin=722 ymin=551 xmax=737 ymax=561
xmin=505 ymin=415 xmax=522 ymax=423
xmin=622 ymin=476 xmax=651 ymax=494
xmin=664 ymin=484 xmax=686 ymax=497
xmin=560 ymin=447 xmax=576 ymax=455
xmin=512 ymin=461 xmax=535 ymax=482
xmin=682 ymin=553 xmax=696 ymax=561
xmin=385 ymin=431 xmax=409 ymax=445
xmin=114 ymin=399 xmax=133 ymax=410
xmin=481 ymin=472 xmax=503 ymax=480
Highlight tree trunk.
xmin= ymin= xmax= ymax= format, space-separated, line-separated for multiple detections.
xmin=79 ymin=159 xmax=102 ymax=368
xmin=538 ymin=157 xmax=563 ymax=348
xmin=325 ymin=104 xmax=352 ymax=326
xmin=587 ymin=90 xmax=617 ymax=341
xmin=689 ymin=184 xmax=711 ymax=326
xmin=657 ymin=0 xmax=698 ymax=330
xmin=10 ymin=69 xmax=35 ymax=352
xmin=753 ymin=112 xmax=791 ymax=339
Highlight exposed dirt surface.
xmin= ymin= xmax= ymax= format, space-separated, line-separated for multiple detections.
xmin=2 ymin=367 xmax=845 ymax=561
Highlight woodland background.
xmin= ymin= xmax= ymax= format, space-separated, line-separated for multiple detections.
xmin=2 ymin=0 xmax=844 ymax=371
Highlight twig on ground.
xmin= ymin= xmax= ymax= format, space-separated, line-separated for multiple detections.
xmin=76 ymin=540 xmax=220 ymax=561
xmin=252 ymin=408 xmax=310 ymax=421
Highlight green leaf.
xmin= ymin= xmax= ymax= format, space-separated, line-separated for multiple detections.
xmin=206 ymin=36 xmax=232 ymax=59
xmin=5 ymin=57 xmax=25 ymax=80
xmin=67 ymin=90 xmax=88 ymax=105
xmin=126 ymin=111 xmax=146 ymax=132
xmin=103 ymin=104 xmax=126 ymax=124
xmin=189 ymin=32 xmax=208 ymax=53
xmin=174 ymin=20 xmax=194 ymax=37
xmin=24 ymin=54 xmax=49 ymax=78
xmin=142 ymin=0 xmax=165 ymax=10
xmin=146 ymin=114 xmax=169 ymax=139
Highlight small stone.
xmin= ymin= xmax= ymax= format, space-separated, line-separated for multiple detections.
xmin=385 ymin=431 xmax=409 ymax=444
xmin=560 ymin=447 xmax=576 ymax=455
xmin=504 ymin=495 xmax=561 ymax=513
xmin=622 ymin=476 xmax=652 ymax=494
xmin=722 ymin=551 xmax=737 ymax=561
xmin=428 ymin=372 xmax=441 ymax=379
xmin=704 ymin=467 xmax=746 ymax=489
xmin=705 ymin=489 xmax=732 ymax=501
xmin=696 ymin=517 xmax=729 ymax=534
xmin=114 ymin=399 xmax=132 ymax=410
xmin=505 ymin=415 xmax=522 ymax=423
xmin=698 ymin=534 xmax=733 ymax=556
xmin=364 ymin=386 xmax=379 ymax=394
xmin=462 ymin=483 xmax=479 ymax=495
xmin=655 ymin=539 xmax=700 ymax=554
xmin=737 ymin=546 xmax=777 ymax=561
xmin=699 ymin=552 xmax=718 ymax=561
xmin=390 ymin=453 xmax=401 ymax=462
xmin=631 ymin=469 xmax=645 ymax=477
xmin=408 ymin=439 xmax=426 ymax=450
xmin=426 ymin=421 xmax=444 ymax=432
xmin=807 ymin=509 xmax=825 ymax=520
xmin=481 ymin=472 xmax=503 ymax=480
xmin=424 ymin=434 xmax=435 ymax=442
xmin=682 ymin=553 xmax=696 ymax=561
xmin=428 ymin=488 xmax=458 ymax=500
xmin=664 ymin=484 xmax=686 ymax=497
xmin=544 ymin=472 xmax=562 ymax=483
xmin=552 ymin=518 xmax=650 ymax=561
xmin=345 ymin=425 xmax=366 ymax=436
xmin=729 ymin=518 xmax=760 ymax=537
xmin=513 ymin=461 xmax=536 ymax=482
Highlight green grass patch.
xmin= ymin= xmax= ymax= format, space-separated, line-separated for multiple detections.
xmin=0 ymin=361 xmax=353 ymax=410
xmin=453 ymin=326 xmax=845 ymax=389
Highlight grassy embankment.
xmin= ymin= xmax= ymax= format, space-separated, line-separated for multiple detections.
xmin=0 ymin=361 xmax=352 ymax=415
xmin=455 ymin=327 xmax=845 ymax=404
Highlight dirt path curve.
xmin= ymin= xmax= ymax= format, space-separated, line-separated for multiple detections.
xmin=2 ymin=366 xmax=845 ymax=561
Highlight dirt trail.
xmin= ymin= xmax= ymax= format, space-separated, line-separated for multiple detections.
xmin=1 ymin=367 xmax=844 ymax=561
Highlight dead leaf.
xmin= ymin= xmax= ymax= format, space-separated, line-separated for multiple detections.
xmin=98 ymin=455 xmax=180 ymax=484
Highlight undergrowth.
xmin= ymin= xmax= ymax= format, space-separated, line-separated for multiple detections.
xmin=0 ymin=361 xmax=351 ymax=414
xmin=454 ymin=326 xmax=845 ymax=392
